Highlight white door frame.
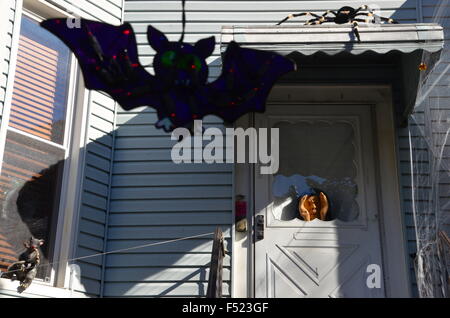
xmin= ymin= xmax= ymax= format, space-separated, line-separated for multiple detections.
xmin=232 ymin=84 xmax=411 ymax=298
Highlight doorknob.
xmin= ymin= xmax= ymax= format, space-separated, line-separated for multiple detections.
xmin=255 ymin=215 xmax=264 ymax=241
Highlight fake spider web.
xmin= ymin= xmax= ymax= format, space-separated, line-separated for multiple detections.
xmin=408 ymin=0 xmax=450 ymax=298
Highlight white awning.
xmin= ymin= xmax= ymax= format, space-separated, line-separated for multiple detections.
xmin=220 ymin=24 xmax=444 ymax=55
xmin=220 ymin=23 xmax=445 ymax=124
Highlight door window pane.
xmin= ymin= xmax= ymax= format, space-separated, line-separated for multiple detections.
xmin=272 ymin=120 xmax=359 ymax=222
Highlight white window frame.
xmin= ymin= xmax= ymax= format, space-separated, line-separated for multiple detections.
xmin=0 ymin=0 xmax=89 ymax=295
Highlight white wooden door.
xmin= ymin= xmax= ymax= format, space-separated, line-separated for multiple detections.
xmin=254 ymin=104 xmax=385 ymax=298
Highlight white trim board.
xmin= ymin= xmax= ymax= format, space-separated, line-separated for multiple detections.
xmin=0 ymin=278 xmax=89 ymax=298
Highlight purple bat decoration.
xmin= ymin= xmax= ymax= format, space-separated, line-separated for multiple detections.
xmin=41 ymin=19 xmax=296 ymax=132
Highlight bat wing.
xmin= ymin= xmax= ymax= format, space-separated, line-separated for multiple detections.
xmin=205 ymin=41 xmax=296 ymax=123
xmin=40 ymin=19 xmax=162 ymax=111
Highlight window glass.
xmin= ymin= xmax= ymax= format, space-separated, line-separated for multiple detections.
xmin=271 ymin=120 xmax=359 ymax=222
xmin=0 ymin=131 xmax=64 ymax=279
xmin=10 ymin=16 xmax=71 ymax=145
xmin=0 ymin=15 xmax=72 ymax=281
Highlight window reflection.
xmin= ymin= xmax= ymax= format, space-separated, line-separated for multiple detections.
xmin=271 ymin=121 xmax=360 ymax=222
xmin=0 ymin=132 xmax=64 ymax=279
xmin=0 ymin=15 xmax=71 ymax=281
xmin=10 ymin=16 xmax=71 ymax=145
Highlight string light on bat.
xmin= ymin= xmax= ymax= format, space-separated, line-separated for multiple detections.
xmin=276 ymin=5 xmax=399 ymax=42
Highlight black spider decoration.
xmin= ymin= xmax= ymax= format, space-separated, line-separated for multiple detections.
xmin=276 ymin=5 xmax=398 ymax=42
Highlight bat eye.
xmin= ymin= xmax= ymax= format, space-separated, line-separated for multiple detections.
xmin=179 ymin=54 xmax=202 ymax=71
xmin=161 ymin=50 xmax=176 ymax=67
xmin=191 ymin=56 xmax=202 ymax=71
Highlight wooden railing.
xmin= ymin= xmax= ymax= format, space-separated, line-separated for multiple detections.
xmin=207 ymin=227 xmax=226 ymax=298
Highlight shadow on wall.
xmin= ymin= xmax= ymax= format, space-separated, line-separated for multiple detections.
xmin=94 ymin=103 xmax=233 ymax=297
xmin=0 ymin=76 xmax=233 ymax=297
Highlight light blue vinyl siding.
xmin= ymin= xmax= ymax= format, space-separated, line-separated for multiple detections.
xmin=66 ymin=1 xmax=124 ymax=297
xmin=111 ymin=3 xmax=234 ymax=297
xmin=0 ymin=0 xmax=17 ymax=119
xmin=75 ymin=92 xmax=116 ymax=296
xmin=1 ymin=0 xmax=446 ymax=298
xmin=121 ymin=0 xmax=430 ymax=298
xmin=422 ymin=0 xmax=450 ymax=292
xmin=104 ymin=105 xmax=233 ymax=297
xmin=46 ymin=0 xmax=123 ymax=22
xmin=397 ymin=0 xmax=450 ymax=296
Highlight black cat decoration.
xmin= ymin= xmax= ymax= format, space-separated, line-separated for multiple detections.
xmin=1 ymin=237 xmax=44 ymax=293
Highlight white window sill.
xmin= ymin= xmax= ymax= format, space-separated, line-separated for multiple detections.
xmin=0 ymin=278 xmax=90 ymax=298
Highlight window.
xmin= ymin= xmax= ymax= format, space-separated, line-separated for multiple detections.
xmin=271 ymin=120 xmax=359 ymax=222
xmin=10 ymin=16 xmax=71 ymax=144
xmin=0 ymin=13 xmax=74 ymax=282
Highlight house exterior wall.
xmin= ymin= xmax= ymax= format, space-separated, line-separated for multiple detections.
xmin=418 ymin=0 xmax=450 ymax=296
xmin=121 ymin=0 xmax=448 ymax=298
xmin=104 ymin=110 xmax=233 ymax=297
xmin=0 ymin=0 xmax=124 ymax=298
xmin=55 ymin=1 xmax=125 ymax=297
xmin=0 ymin=0 xmax=447 ymax=298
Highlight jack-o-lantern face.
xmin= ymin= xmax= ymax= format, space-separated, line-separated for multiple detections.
xmin=305 ymin=195 xmax=321 ymax=215
xmin=299 ymin=192 xmax=329 ymax=221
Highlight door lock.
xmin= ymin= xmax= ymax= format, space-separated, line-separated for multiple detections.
xmin=255 ymin=215 xmax=264 ymax=241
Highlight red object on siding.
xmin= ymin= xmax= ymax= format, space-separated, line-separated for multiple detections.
xmin=235 ymin=197 xmax=247 ymax=221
